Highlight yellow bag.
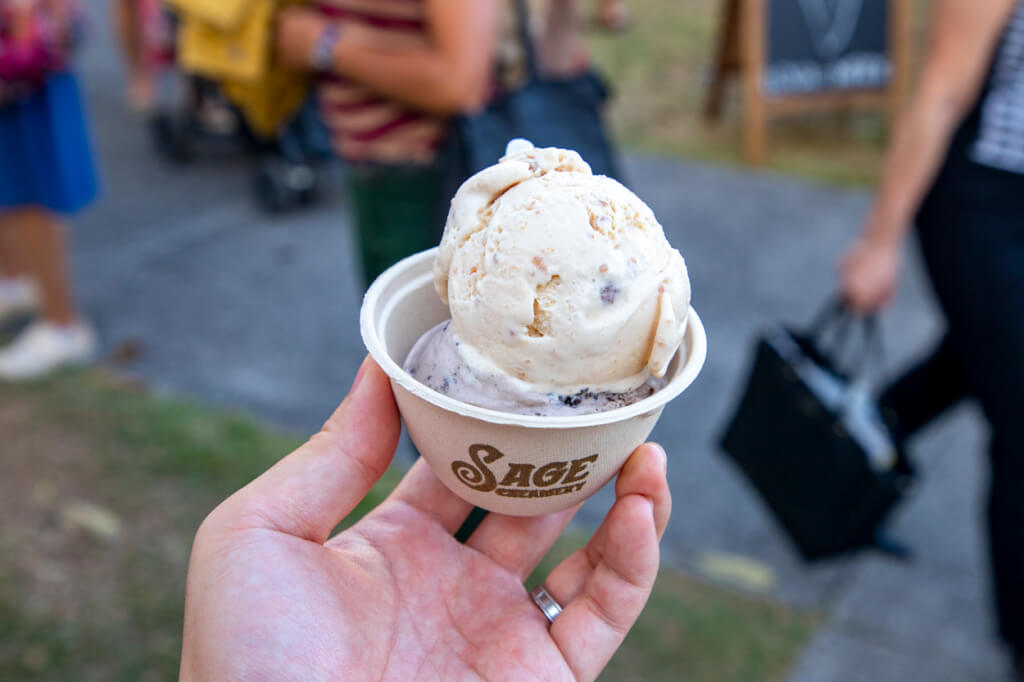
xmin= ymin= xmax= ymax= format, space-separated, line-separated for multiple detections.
xmin=175 ymin=0 xmax=274 ymax=83
xmin=163 ymin=0 xmax=253 ymax=30
xmin=164 ymin=0 xmax=312 ymax=137
xmin=221 ymin=60 xmax=311 ymax=137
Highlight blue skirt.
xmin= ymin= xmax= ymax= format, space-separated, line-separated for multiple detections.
xmin=0 ymin=72 xmax=99 ymax=214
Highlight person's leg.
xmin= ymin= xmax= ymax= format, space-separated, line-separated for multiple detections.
xmin=877 ymin=335 xmax=971 ymax=445
xmin=347 ymin=163 xmax=447 ymax=289
xmin=977 ymin=330 xmax=1024 ymax=659
xmin=0 ymin=214 xmax=26 ymax=277
xmin=111 ymin=0 xmax=154 ymax=110
xmin=918 ymin=174 xmax=1024 ymax=661
xmin=0 ymin=208 xmax=94 ymax=380
xmin=12 ymin=208 xmax=76 ymax=325
xmin=989 ymin=432 xmax=1024 ymax=661
xmin=0 ymin=213 xmax=39 ymax=322
xmin=347 ymin=171 xmax=389 ymax=287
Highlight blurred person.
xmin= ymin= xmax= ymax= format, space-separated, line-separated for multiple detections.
xmin=181 ymin=357 xmax=671 ymax=681
xmin=0 ymin=0 xmax=98 ymax=380
xmin=276 ymin=0 xmax=589 ymax=287
xmin=839 ymin=0 xmax=1024 ymax=674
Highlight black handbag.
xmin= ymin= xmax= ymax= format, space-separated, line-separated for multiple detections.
xmin=453 ymin=0 xmax=623 ymax=181
xmin=719 ymin=300 xmax=916 ymax=561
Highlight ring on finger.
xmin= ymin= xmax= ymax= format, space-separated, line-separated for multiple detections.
xmin=530 ymin=585 xmax=563 ymax=624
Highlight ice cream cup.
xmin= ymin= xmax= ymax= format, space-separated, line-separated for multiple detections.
xmin=361 ymin=247 xmax=707 ymax=516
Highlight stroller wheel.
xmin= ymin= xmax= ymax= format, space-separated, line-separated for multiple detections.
xmin=253 ymin=161 xmax=319 ymax=213
xmin=288 ymin=163 xmax=319 ymax=205
xmin=253 ymin=162 xmax=292 ymax=213
xmin=150 ymin=110 xmax=195 ymax=164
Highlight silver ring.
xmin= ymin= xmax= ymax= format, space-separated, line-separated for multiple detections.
xmin=530 ymin=585 xmax=563 ymax=624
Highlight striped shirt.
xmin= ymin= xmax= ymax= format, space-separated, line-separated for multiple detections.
xmin=970 ymin=0 xmax=1024 ymax=175
xmin=314 ymin=0 xmax=447 ymax=164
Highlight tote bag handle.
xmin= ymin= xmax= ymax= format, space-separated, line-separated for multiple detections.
xmin=808 ymin=296 xmax=885 ymax=380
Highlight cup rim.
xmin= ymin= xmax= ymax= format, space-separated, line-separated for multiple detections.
xmin=361 ymin=248 xmax=707 ymax=430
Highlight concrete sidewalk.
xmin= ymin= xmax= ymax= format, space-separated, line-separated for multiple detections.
xmin=68 ymin=10 xmax=1012 ymax=680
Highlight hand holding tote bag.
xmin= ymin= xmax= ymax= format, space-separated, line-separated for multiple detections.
xmin=720 ymin=300 xmax=916 ymax=561
xmin=454 ymin=0 xmax=622 ymax=181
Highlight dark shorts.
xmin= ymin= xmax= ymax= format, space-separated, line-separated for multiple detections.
xmin=345 ymin=153 xmax=458 ymax=288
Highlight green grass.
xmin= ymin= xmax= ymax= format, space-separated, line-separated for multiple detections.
xmin=606 ymin=573 xmax=817 ymax=681
xmin=0 ymin=370 xmax=818 ymax=681
xmin=533 ymin=537 xmax=820 ymax=682
xmin=588 ymin=0 xmax=929 ymax=185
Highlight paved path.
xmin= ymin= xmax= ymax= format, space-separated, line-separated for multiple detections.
xmin=67 ymin=7 xmax=1013 ymax=679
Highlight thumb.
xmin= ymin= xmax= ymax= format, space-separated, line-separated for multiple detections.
xmin=216 ymin=357 xmax=401 ymax=542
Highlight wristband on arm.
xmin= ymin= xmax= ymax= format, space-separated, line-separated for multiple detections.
xmin=311 ymin=23 xmax=342 ymax=72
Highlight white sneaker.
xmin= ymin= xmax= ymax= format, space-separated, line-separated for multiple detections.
xmin=0 ymin=320 xmax=97 ymax=381
xmin=0 ymin=277 xmax=39 ymax=323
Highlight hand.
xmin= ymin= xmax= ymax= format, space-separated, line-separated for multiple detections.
xmin=9 ymin=1 xmax=34 ymax=44
xmin=540 ymin=0 xmax=592 ymax=77
xmin=840 ymin=236 xmax=903 ymax=314
xmin=180 ymin=357 xmax=671 ymax=681
xmin=276 ymin=6 xmax=328 ymax=69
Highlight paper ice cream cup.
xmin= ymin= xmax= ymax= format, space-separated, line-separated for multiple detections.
xmin=361 ymin=248 xmax=707 ymax=516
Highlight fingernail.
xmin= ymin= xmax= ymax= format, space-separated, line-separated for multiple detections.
xmin=647 ymin=443 xmax=667 ymax=472
xmin=351 ymin=357 xmax=370 ymax=392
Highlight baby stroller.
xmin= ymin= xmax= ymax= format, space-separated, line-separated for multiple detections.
xmin=149 ymin=0 xmax=332 ymax=212
xmin=150 ymin=78 xmax=333 ymax=212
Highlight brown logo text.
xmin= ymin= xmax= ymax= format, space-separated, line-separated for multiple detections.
xmin=452 ymin=445 xmax=599 ymax=498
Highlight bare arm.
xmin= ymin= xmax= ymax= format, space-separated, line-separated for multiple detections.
xmin=864 ymin=0 xmax=1016 ymax=246
xmin=278 ymin=0 xmax=502 ymax=116
xmin=840 ymin=0 xmax=1017 ymax=312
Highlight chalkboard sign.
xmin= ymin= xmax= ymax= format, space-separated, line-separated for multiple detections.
xmin=766 ymin=0 xmax=890 ymax=96
xmin=704 ymin=0 xmax=910 ymax=163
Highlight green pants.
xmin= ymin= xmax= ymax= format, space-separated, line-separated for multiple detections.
xmin=346 ymin=161 xmax=451 ymax=289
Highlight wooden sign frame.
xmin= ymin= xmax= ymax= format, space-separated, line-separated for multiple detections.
xmin=705 ymin=0 xmax=911 ymax=164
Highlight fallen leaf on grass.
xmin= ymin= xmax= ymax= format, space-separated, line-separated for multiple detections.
xmin=60 ymin=501 xmax=123 ymax=542
xmin=697 ymin=551 xmax=776 ymax=593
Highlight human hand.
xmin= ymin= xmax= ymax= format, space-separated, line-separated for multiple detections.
xmin=275 ymin=6 xmax=328 ymax=69
xmin=180 ymin=357 xmax=671 ymax=681
xmin=8 ymin=1 xmax=35 ymax=44
xmin=840 ymin=235 xmax=903 ymax=314
xmin=541 ymin=0 xmax=591 ymax=77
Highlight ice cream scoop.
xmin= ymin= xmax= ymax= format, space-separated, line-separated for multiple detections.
xmin=407 ymin=140 xmax=691 ymax=415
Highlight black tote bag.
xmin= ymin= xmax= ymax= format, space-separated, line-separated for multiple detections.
xmin=453 ymin=0 xmax=623 ymax=181
xmin=719 ymin=301 xmax=916 ymax=561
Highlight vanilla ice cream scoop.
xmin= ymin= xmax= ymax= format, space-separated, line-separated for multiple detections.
xmin=422 ymin=140 xmax=690 ymax=404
